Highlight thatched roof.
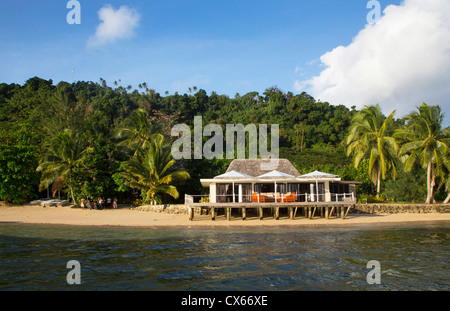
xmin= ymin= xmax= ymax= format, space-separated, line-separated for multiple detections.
xmin=225 ymin=159 xmax=301 ymax=177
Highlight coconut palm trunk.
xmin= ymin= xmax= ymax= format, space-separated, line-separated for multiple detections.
xmin=69 ymin=177 xmax=77 ymax=206
xmin=376 ymin=168 xmax=382 ymax=198
xmin=426 ymin=162 xmax=436 ymax=204
xmin=444 ymin=190 xmax=450 ymax=204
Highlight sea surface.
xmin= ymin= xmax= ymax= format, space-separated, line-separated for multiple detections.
xmin=0 ymin=222 xmax=448 ymax=291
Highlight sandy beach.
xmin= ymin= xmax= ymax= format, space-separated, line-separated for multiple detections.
xmin=0 ymin=204 xmax=449 ymax=228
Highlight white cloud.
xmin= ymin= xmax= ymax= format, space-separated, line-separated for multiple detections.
xmin=296 ymin=0 xmax=450 ymax=120
xmin=87 ymin=5 xmax=140 ymax=47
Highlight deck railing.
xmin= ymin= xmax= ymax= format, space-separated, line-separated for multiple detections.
xmin=185 ymin=193 xmax=355 ymax=204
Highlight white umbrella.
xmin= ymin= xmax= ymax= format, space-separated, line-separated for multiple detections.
xmin=299 ymin=171 xmax=338 ymax=202
xmin=214 ymin=170 xmax=253 ymax=179
xmin=256 ymin=170 xmax=295 ymax=202
xmin=214 ymin=170 xmax=253 ymax=202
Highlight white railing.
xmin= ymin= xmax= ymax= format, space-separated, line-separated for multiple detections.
xmin=186 ymin=192 xmax=355 ymax=204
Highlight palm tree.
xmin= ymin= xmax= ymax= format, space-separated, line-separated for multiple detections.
xmin=396 ymin=104 xmax=450 ymax=204
xmin=36 ymin=129 xmax=90 ymax=205
xmin=121 ymin=135 xmax=190 ymax=204
xmin=346 ymin=104 xmax=399 ymax=198
xmin=115 ymin=108 xmax=162 ymax=152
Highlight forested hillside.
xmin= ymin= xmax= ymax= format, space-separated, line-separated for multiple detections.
xmin=0 ymin=77 xmax=447 ymax=204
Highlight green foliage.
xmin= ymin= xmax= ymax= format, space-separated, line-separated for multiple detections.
xmin=345 ymin=104 xmax=399 ymax=197
xmin=0 ymin=126 xmax=40 ymax=204
xmin=71 ymin=140 xmax=125 ymax=202
xmin=357 ymin=194 xmax=386 ymax=204
xmin=120 ymin=136 xmax=190 ymax=204
xmin=384 ymin=164 xmax=427 ymax=203
xmin=1 ymin=77 xmax=448 ymax=205
xmin=396 ymin=103 xmax=450 ymax=203
xmin=36 ymin=129 xmax=89 ymax=205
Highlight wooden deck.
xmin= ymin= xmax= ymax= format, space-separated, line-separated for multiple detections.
xmin=187 ymin=202 xmax=355 ymax=221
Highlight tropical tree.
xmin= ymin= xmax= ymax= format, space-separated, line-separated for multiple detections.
xmin=115 ymin=108 xmax=161 ymax=152
xmin=345 ymin=104 xmax=399 ymax=198
xmin=395 ymin=104 xmax=450 ymax=204
xmin=0 ymin=125 xmax=40 ymax=204
xmin=120 ymin=135 xmax=190 ymax=204
xmin=36 ymin=129 xmax=90 ymax=205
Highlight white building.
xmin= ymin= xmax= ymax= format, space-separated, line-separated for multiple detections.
xmin=200 ymin=159 xmax=359 ymax=204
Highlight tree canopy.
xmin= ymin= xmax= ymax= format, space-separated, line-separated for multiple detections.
xmin=0 ymin=77 xmax=448 ymax=204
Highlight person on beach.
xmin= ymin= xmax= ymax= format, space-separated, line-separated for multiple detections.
xmin=113 ymin=197 xmax=118 ymax=209
xmin=80 ymin=197 xmax=86 ymax=209
xmin=98 ymin=197 xmax=103 ymax=209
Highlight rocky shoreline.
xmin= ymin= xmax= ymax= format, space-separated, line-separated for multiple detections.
xmin=136 ymin=203 xmax=450 ymax=215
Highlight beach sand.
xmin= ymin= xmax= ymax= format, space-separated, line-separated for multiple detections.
xmin=0 ymin=204 xmax=449 ymax=228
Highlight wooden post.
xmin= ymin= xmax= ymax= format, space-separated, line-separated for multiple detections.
xmin=289 ymin=207 xmax=294 ymax=220
xmin=227 ymin=208 xmax=231 ymax=221
xmin=211 ymin=207 xmax=216 ymax=221
xmin=330 ymin=206 xmax=335 ymax=218
xmin=188 ymin=207 xmax=194 ymax=221
xmin=325 ymin=206 xmax=329 ymax=219
xmin=305 ymin=207 xmax=309 ymax=218
xmin=341 ymin=206 xmax=344 ymax=219
xmin=274 ymin=207 xmax=279 ymax=220
xmin=294 ymin=207 xmax=298 ymax=219
xmin=344 ymin=205 xmax=352 ymax=219
xmin=259 ymin=206 xmax=264 ymax=220
xmin=311 ymin=206 xmax=317 ymax=219
xmin=242 ymin=207 xmax=246 ymax=220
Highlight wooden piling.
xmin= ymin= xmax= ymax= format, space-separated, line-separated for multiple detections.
xmin=344 ymin=205 xmax=352 ymax=219
xmin=186 ymin=202 xmax=353 ymax=222
xmin=211 ymin=207 xmax=215 ymax=221
xmin=188 ymin=207 xmax=194 ymax=221
xmin=311 ymin=206 xmax=317 ymax=219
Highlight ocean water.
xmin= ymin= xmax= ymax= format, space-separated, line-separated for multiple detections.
xmin=0 ymin=222 xmax=448 ymax=291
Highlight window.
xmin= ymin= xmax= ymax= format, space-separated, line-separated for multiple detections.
xmin=287 ymin=183 xmax=310 ymax=202
xmin=216 ymin=184 xmax=237 ymax=202
xmin=311 ymin=183 xmax=325 ymax=202
xmin=241 ymin=184 xmax=252 ymax=202
xmin=330 ymin=183 xmax=350 ymax=202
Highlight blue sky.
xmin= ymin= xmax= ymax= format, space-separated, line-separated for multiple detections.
xmin=1 ymin=0 xmax=449 ymax=125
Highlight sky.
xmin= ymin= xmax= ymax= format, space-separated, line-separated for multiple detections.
xmin=0 ymin=0 xmax=449 ymax=126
